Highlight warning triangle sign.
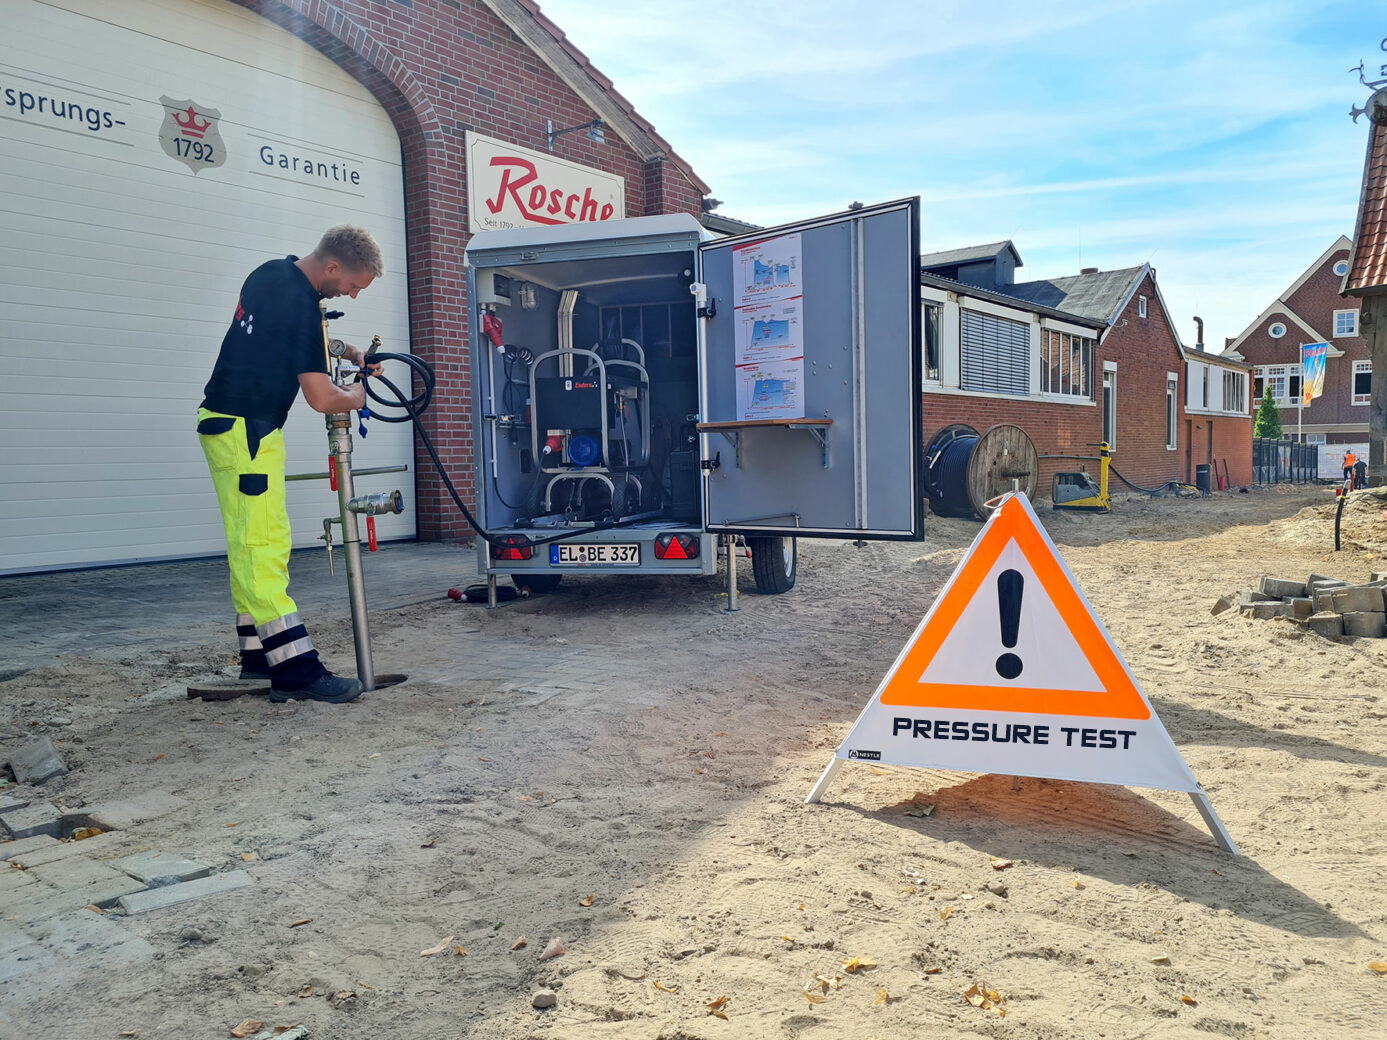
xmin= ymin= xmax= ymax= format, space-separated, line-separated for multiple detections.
xmin=807 ymin=494 xmax=1236 ymax=853
xmin=881 ymin=493 xmax=1149 ymax=719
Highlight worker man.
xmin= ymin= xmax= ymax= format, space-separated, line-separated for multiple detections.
xmin=1343 ymin=449 xmax=1358 ymax=487
xmin=1354 ymin=455 xmax=1368 ymax=490
xmin=197 ymin=226 xmax=384 ymax=704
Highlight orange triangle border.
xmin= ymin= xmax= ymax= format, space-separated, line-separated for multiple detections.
xmin=878 ymin=496 xmax=1151 ymax=720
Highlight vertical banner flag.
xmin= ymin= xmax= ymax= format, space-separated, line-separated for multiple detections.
xmin=806 ymin=493 xmax=1237 ymax=853
xmin=1302 ymin=342 xmax=1329 ymax=407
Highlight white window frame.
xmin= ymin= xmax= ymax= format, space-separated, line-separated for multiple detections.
xmin=921 ymin=300 xmax=940 ymax=385
xmin=1334 ymin=309 xmax=1358 ymax=338
xmin=1102 ymin=363 xmax=1117 ymax=450
xmin=1165 ymin=374 xmax=1178 ymax=450
xmin=1138 ymin=295 xmax=1148 ymax=319
xmin=1333 ymin=260 xmax=1349 ymax=277
xmin=1269 ymin=322 xmax=1286 ymax=339
xmin=1305 ymin=432 xmax=1327 ymax=445
xmin=1039 ymin=327 xmax=1094 ymax=399
xmin=1253 ymin=364 xmax=1300 ymax=406
xmin=1353 ymin=360 xmax=1372 ymax=406
xmin=1222 ymin=370 xmax=1245 ymax=412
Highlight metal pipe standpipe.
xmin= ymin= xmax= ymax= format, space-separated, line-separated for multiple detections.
xmin=324 ymin=416 xmax=408 ymax=693
xmin=326 ymin=415 xmax=375 ymax=690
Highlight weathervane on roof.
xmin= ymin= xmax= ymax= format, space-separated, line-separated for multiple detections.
xmin=1350 ymin=38 xmax=1387 ymax=123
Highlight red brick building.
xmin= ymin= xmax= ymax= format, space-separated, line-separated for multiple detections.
xmin=233 ymin=0 xmax=709 ymax=541
xmin=1224 ymin=237 xmax=1367 ymax=448
xmin=920 ymin=244 xmax=1251 ymax=499
xmin=1342 ymin=87 xmax=1387 ymax=483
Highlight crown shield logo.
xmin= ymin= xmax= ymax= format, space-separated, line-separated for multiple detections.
xmin=158 ymin=95 xmax=226 ymax=174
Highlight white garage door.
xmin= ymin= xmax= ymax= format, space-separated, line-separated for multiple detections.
xmin=1 ymin=0 xmax=415 ymax=574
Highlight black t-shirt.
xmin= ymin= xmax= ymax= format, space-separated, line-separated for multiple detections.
xmin=200 ymin=257 xmax=327 ymax=428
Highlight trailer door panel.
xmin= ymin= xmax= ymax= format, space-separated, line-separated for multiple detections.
xmin=697 ymin=198 xmax=923 ymax=539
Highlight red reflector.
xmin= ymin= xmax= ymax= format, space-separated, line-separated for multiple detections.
xmin=495 ymin=535 xmax=532 ymax=561
xmin=654 ymin=534 xmax=698 ymax=560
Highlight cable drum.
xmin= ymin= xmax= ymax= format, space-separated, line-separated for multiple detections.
xmin=924 ymin=423 xmax=1038 ymax=519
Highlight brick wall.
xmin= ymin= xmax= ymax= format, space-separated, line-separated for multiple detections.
xmin=232 ymin=0 xmax=705 ymax=540
xmin=1236 ymin=246 xmax=1369 ymax=433
xmin=922 ymin=394 xmax=1101 ymax=504
xmin=1095 ymin=272 xmax=1191 ymax=490
xmin=921 ymin=269 xmax=1255 ymax=504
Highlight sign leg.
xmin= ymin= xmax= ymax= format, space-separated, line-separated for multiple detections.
xmin=1190 ymin=792 xmax=1240 ymax=855
xmin=805 ymin=757 xmax=843 ymax=804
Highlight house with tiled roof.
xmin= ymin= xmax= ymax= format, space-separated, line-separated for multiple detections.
xmin=1224 ymin=237 xmax=1366 ymax=450
xmin=919 ymin=244 xmax=1251 ymax=497
xmin=1341 ymin=85 xmax=1387 ymax=482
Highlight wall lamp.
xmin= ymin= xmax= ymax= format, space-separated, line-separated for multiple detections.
xmin=547 ymin=117 xmax=604 ymax=150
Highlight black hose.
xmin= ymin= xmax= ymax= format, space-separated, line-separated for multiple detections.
xmin=1108 ymin=465 xmax=1203 ymax=498
xmin=360 ymin=354 xmax=648 ymax=550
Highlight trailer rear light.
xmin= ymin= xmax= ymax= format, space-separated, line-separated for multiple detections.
xmin=495 ymin=534 xmax=533 ymax=561
xmin=654 ymin=533 xmax=699 ymax=560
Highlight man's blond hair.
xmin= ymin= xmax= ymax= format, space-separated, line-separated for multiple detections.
xmin=314 ymin=225 xmax=384 ymax=278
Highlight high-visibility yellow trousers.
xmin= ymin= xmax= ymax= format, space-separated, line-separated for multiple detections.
xmin=198 ymin=408 xmax=323 ymax=685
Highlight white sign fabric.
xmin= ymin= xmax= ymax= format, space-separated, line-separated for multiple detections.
xmin=808 ymin=493 xmax=1236 ymax=851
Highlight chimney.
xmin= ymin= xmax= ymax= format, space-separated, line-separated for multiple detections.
xmin=1079 ymin=267 xmax=1098 ymax=275
xmin=1193 ymin=316 xmax=1204 ymax=351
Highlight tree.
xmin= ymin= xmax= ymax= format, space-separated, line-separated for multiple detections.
xmin=1253 ymin=393 xmax=1283 ymax=440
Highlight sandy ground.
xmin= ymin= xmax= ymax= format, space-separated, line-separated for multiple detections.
xmin=3 ymin=484 xmax=1387 ymax=1040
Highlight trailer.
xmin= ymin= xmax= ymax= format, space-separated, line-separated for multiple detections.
xmin=463 ymin=198 xmax=924 ymax=596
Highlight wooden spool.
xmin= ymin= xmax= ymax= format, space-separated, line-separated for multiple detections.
xmin=967 ymin=424 xmax=1038 ymax=516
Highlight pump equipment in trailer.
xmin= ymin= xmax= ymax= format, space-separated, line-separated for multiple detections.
xmin=463 ymin=198 xmax=926 ymax=604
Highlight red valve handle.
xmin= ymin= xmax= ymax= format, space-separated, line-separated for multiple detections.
xmin=367 ymin=515 xmax=377 ymax=552
xmin=329 ymin=455 xmax=338 ymax=492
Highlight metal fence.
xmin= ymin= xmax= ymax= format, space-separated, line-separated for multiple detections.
xmin=1252 ymin=437 xmax=1318 ymax=484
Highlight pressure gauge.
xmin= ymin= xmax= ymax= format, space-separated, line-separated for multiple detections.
xmin=328 ymin=338 xmax=348 ymax=357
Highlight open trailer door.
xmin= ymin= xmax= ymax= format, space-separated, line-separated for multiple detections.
xmin=697 ymin=197 xmax=923 ymax=540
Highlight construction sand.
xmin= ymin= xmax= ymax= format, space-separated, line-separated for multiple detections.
xmin=3 ymin=484 xmax=1386 ymax=1039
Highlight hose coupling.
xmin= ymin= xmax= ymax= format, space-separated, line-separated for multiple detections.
xmin=347 ymin=490 xmax=405 ymax=515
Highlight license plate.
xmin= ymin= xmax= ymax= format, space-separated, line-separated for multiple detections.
xmin=550 ymin=543 xmax=640 ymax=566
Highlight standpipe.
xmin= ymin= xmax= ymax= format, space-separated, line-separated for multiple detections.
xmin=318 ymin=301 xmax=405 ymax=693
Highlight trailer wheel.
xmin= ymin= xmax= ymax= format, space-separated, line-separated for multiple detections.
xmin=512 ymin=573 xmax=562 ymax=594
xmin=750 ymin=536 xmax=797 ymax=594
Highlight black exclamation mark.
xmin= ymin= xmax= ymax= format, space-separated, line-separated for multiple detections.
xmin=995 ymin=568 xmax=1024 ymax=680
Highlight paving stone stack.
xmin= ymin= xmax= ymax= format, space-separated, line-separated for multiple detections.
xmin=1214 ymin=572 xmax=1387 ymax=638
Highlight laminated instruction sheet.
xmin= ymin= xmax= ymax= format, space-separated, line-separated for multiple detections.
xmin=731 ymin=233 xmax=805 ymax=420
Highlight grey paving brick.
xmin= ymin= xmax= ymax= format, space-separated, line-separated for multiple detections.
xmin=111 ymin=851 xmax=211 ymax=887
xmin=0 ymin=803 xmax=62 ymax=840
xmin=117 ymin=870 xmax=253 ymax=914
xmin=30 ymin=856 xmax=147 ymax=910
xmin=0 ymin=882 xmax=82 ymax=925
xmin=2 ymin=736 xmax=68 ymax=785
xmin=10 ymin=833 xmax=114 ymax=869
xmin=0 ymin=921 xmax=52 ymax=981
xmin=0 ymin=834 xmax=58 ymax=861
xmin=65 ymin=789 xmax=187 ymax=832
xmin=0 ymin=920 xmax=32 ymax=956
xmin=0 ymin=794 xmax=30 ymax=815
xmin=24 ymin=910 xmax=155 ymax=969
xmin=0 ymin=867 xmax=37 ymax=893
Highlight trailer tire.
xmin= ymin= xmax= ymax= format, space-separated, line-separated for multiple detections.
xmin=608 ymin=474 xmax=629 ymax=520
xmin=750 ymin=536 xmax=797 ymax=594
xmin=512 ymin=573 xmax=563 ymax=595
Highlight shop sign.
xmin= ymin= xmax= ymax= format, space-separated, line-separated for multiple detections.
xmin=466 ymin=131 xmax=623 ymax=233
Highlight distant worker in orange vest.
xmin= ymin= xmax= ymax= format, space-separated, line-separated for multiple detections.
xmin=1342 ymin=450 xmax=1357 ymax=486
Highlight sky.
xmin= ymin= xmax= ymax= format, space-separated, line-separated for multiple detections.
xmin=537 ymin=0 xmax=1380 ymax=351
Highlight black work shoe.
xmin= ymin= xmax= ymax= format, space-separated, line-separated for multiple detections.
xmin=269 ymin=673 xmax=363 ymax=704
xmin=238 ymin=664 xmax=272 ymax=684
